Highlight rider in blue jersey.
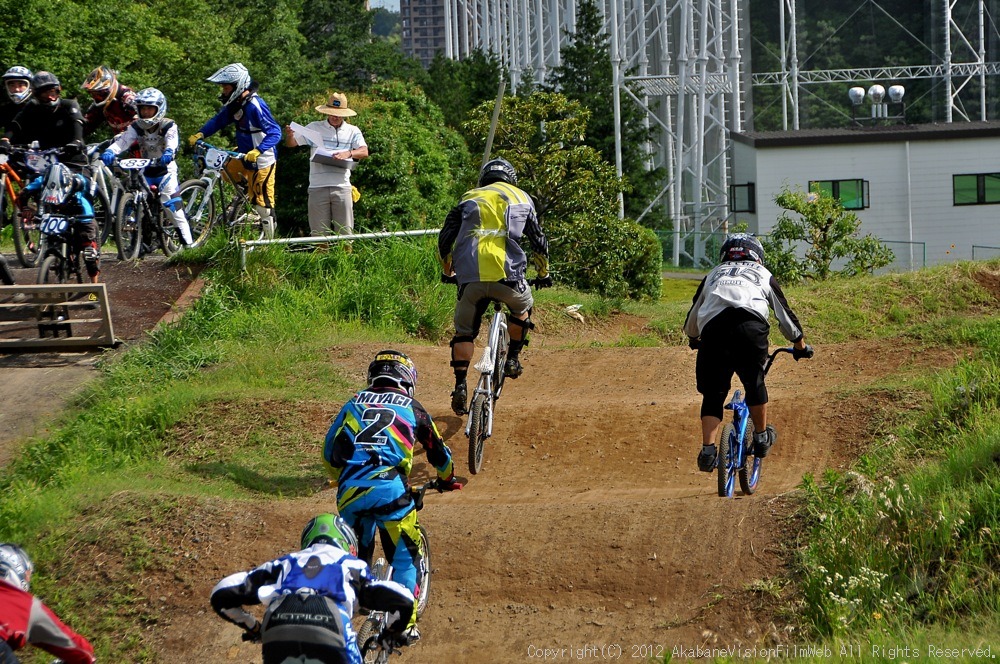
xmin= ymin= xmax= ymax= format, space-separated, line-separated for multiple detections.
xmin=211 ymin=514 xmax=416 ymax=664
xmin=323 ymin=350 xmax=462 ymax=642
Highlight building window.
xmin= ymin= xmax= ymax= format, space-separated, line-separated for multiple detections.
xmin=729 ymin=182 xmax=755 ymax=213
xmin=809 ymin=179 xmax=869 ymax=210
xmin=953 ymin=173 xmax=1000 ymax=205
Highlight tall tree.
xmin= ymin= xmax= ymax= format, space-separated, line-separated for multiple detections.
xmin=425 ymin=49 xmax=503 ymax=132
xmin=546 ymin=0 xmax=664 ymax=226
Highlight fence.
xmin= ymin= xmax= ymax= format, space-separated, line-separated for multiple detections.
xmin=655 ymin=231 xmax=926 ymax=272
xmin=972 ymin=245 xmax=1000 ymax=260
xmin=238 ymin=228 xmax=441 ymax=270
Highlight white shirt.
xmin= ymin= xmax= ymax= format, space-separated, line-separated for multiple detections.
xmin=295 ymin=119 xmax=366 ymax=188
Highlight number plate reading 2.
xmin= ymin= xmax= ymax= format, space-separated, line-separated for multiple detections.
xmin=40 ymin=216 xmax=69 ymax=235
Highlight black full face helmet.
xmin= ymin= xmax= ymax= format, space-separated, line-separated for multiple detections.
xmin=366 ymin=350 xmax=418 ymax=397
xmin=719 ymin=232 xmax=764 ymax=264
xmin=31 ymin=71 xmax=61 ymax=107
xmin=478 ymin=158 xmax=517 ymax=187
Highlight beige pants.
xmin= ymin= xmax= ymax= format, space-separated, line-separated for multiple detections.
xmin=307 ymin=185 xmax=353 ymax=236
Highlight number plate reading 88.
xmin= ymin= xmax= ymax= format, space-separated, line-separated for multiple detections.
xmin=39 ymin=216 xmax=70 ymax=236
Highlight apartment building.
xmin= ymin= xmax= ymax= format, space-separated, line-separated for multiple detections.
xmin=400 ymin=0 xmax=448 ymax=67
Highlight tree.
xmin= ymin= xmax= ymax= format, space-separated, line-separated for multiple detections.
xmin=546 ymin=0 xmax=665 ymax=225
xmin=763 ymin=187 xmax=895 ymax=283
xmin=464 ymin=92 xmax=661 ymax=299
xmin=425 ymin=49 xmax=504 ymax=133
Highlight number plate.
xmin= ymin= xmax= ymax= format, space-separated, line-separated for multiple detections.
xmin=39 ymin=216 xmax=69 ymax=235
xmin=204 ymin=148 xmax=229 ymax=170
xmin=119 ymin=158 xmax=152 ymax=170
xmin=26 ymin=152 xmax=55 ymax=173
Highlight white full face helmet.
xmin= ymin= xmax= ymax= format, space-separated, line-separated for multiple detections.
xmin=41 ymin=163 xmax=79 ymax=206
xmin=0 ymin=543 xmax=34 ymax=591
xmin=133 ymin=87 xmax=167 ymax=131
xmin=3 ymin=66 xmax=32 ymax=104
xmin=206 ymin=63 xmax=251 ymax=106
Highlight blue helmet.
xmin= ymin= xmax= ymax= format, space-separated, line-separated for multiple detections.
xmin=719 ymin=232 xmax=764 ymax=263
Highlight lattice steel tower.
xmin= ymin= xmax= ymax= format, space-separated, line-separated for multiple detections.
xmin=438 ymin=0 xmax=998 ymax=265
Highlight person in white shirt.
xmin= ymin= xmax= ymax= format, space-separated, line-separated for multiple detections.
xmin=285 ymin=92 xmax=368 ymax=236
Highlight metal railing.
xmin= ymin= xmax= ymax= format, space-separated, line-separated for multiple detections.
xmin=972 ymin=245 xmax=1000 ymax=260
xmin=238 ymin=228 xmax=441 ymax=270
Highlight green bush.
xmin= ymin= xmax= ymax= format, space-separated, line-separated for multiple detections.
xmin=463 ymin=91 xmax=662 ymax=299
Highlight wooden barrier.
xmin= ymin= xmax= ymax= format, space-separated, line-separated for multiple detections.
xmin=0 ymin=283 xmax=117 ymax=350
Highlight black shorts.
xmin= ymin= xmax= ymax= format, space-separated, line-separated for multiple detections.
xmin=695 ymin=308 xmax=770 ymax=407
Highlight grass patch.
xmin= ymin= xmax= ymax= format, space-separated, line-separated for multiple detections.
xmin=2 ymin=248 xmax=1000 ymax=660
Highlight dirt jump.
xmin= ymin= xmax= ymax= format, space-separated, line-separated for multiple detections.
xmin=0 ymin=254 xmax=954 ymax=662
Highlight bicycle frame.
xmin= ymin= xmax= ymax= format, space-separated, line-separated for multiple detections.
xmin=717 ymin=347 xmax=794 ymax=498
xmin=465 ymin=303 xmax=508 ymax=440
xmin=186 ymin=140 xmax=263 ymax=241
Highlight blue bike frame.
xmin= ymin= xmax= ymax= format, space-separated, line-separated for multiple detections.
xmin=718 ymin=347 xmax=796 ymax=498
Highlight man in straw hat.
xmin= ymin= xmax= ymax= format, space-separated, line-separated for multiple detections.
xmin=285 ymin=92 xmax=368 ymax=237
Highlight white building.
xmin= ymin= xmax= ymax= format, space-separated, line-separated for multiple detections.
xmin=730 ymin=122 xmax=1000 ymax=268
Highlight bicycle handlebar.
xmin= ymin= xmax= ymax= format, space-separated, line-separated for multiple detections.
xmin=192 ymin=138 xmax=245 ymax=160
xmin=763 ymin=344 xmax=814 ymax=375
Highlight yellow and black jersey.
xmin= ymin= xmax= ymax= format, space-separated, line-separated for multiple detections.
xmin=438 ymin=181 xmax=548 ymax=284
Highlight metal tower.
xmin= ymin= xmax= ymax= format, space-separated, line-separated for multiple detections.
xmin=441 ymin=0 xmax=1000 ymax=266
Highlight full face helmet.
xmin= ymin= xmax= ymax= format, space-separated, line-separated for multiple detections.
xmin=719 ymin=232 xmax=765 ymax=264
xmin=478 ymin=158 xmax=517 ymax=187
xmin=206 ymin=63 xmax=251 ymax=106
xmin=367 ymin=350 xmax=418 ymax=397
xmin=0 ymin=543 xmax=34 ymax=591
xmin=40 ymin=163 xmax=79 ymax=206
xmin=300 ymin=514 xmax=358 ymax=556
xmin=3 ymin=66 xmax=32 ymax=104
xmin=133 ymin=87 xmax=167 ymax=131
xmin=31 ymin=71 xmax=61 ymax=107
xmin=81 ymin=66 xmax=119 ymax=107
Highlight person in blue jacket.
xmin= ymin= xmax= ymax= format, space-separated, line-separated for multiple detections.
xmin=188 ymin=63 xmax=280 ymax=238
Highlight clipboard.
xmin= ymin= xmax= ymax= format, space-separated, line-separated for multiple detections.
xmin=311 ymin=153 xmax=358 ymax=169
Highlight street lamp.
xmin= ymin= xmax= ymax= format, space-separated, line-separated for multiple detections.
xmin=849 ymin=84 xmax=906 ymax=126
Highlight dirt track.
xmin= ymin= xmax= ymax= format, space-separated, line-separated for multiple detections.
xmin=0 ymin=255 xmax=959 ymax=662
xmin=146 ymin=335 xmax=953 ymax=663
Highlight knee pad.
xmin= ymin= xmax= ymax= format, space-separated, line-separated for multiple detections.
xmin=507 ymin=314 xmax=533 ymax=345
xmin=449 ymin=335 xmax=474 ymax=348
xmin=82 ymin=241 xmax=100 ymax=276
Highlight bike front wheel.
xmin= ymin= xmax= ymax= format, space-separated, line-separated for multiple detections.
xmin=717 ymin=422 xmax=736 ymax=498
xmin=468 ymin=392 xmax=490 ymax=475
xmin=115 ymin=192 xmax=143 ymax=260
xmin=175 ymin=179 xmax=216 ymax=247
xmin=415 ymin=524 xmax=432 ymax=618
xmin=12 ymin=205 xmax=41 ymax=268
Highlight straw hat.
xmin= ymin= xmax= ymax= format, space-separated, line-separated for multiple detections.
xmin=316 ymin=92 xmax=357 ymax=117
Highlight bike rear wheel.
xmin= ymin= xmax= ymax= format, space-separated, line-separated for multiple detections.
xmin=717 ymin=422 xmax=736 ymax=497
xmin=115 ymin=192 xmax=143 ymax=260
xmin=468 ymin=392 xmax=489 ymax=475
xmin=738 ymin=425 xmax=762 ymax=495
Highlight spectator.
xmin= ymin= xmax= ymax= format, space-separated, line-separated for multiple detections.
xmin=285 ymin=92 xmax=368 ymax=237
